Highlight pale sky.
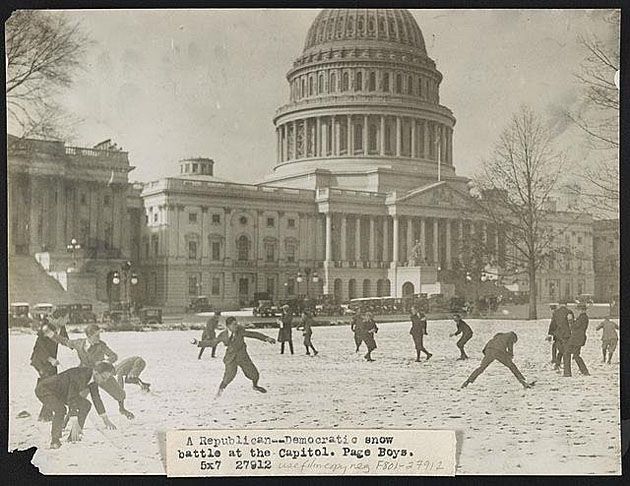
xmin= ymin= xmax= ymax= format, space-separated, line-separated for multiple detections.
xmin=38 ymin=9 xmax=619 ymax=184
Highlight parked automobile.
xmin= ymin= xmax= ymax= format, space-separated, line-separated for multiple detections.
xmin=32 ymin=303 xmax=54 ymax=322
xmin=139 ymin=307 xmax=163 ymax=325
xmin=9 ymin=302 xmax=32 ymax=327
xmin=253 ymin=300 xmax=278 ymax=317
xmin=186 ymin=296 xmax=214 ymax=313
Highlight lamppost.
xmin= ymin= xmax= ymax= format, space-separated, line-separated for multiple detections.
xmin=112 ymin=261 xmax=139 ymax=318
xmin=66 ymin=238 xmax=81 ymax=272
xmin=296 ymin=267 xmax=319 ymax=298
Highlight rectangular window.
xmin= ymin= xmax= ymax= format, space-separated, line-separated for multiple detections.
xmin=189 ymin=213 xmax=198 ymax=223
xmin=212 ymin=214 xmax=221 ymax=224
xmin=286 ymin=244 xmax=296 ymax=263
xmin=265 ymin=243 xmax=275 ymax=262
xmin=288 ymin=218 xmax=296 ymax=228
xmin=212 ymin=241 xmax=220 ymax=261
xmin=267 ymin=217 xmax=275 ymax=227
xmin=188 ymin=274 xmax=200 ymax=296
xmin=211 ymin=276 xmax=221 ymax=295
xmin=287 ymin=279 xmax=295 ymax=296
xmin=188 ymin=240 xmax=198 ymax=260
xmin=151 ymin=235 xmax=159 ymax=257
xmin=145 ymin=214 xmax=149 ymax=224
xmin=104 ymin=195 xmax=111 ymax=207
xmin=266 ymin=277 xmax=275 ymax=296
xmin=153 ymin=213 xmax=158 ymax=223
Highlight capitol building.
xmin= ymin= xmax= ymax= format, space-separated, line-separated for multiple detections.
xmin=8 ymin=9 xmax=597 ymax=310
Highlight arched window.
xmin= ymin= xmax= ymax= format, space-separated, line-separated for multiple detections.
xmin=342 ymin=72 xmax=349 ymax=91
xmin=408 ymin=75 xmax=413 ymax=95
xmin=330 ymin=72 xmax=337 ymax=93
xmin=309 ymin=76 xmax=314 ymax=96
xmin=348 ymin=279 xmax=357 ymax=300
xmin=395 ymin=73 xmax=402 ymax=94
xmin=368 ymin=124 xmax=378 ymax=153
xmin=362 ymin=279 xmax=371 ymax=297
xmin=339 ymin=122 xmax=348 ymax=154
xmin=382 ymin=72 xmax=390 ymax=92
xmin=368 ymin=72 xmax=376 ymax=91
xmin=318 ymin=73 xmax=324 ymax=94
xmin=354 ymin=122 xmax=363 ymax=152
xmin=237 ymin=235 xmax=250 ymax=261
xmin=355 ymin=71 xmax=363 ymax=91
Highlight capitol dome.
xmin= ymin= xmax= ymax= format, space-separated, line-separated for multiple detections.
xmin=303 ymin=9 xmax=427 ymax=56
xmin=266 ymin=9 xmax=458 ymax=192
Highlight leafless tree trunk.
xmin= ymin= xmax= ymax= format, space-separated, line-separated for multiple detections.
xmin=567 ymin=10 xmax=619 ymax=217
xmin=5 ymin=10 xmax=90 ymax=139
xmin=475 ymin=106 xmax=572 ymax=320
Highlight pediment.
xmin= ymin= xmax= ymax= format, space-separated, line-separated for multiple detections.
xmin=394 ymin=181 xmax=478 ymax=211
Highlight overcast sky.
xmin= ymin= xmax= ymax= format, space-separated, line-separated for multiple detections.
xmin=40 ymin=9 xmax=618 ymax=183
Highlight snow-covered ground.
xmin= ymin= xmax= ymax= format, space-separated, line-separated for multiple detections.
xmin=9 ymin=319 xmax=620 ymax=475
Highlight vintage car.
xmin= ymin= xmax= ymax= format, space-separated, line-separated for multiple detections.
xmin=253 ymin=300 xmax=278 ymax=317
xmin=32 ymin=303 xmax=54 ymax=322
xmin=139 ymin=307 xmax=163 ymax=325
xmin=186 ymin=296 xmax=214 ymax=313
xmin=9 ymin=302 xmax=32 ymax=327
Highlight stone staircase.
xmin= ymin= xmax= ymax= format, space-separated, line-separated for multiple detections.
xmin=8 ymin=255 xmax=90 ymax=306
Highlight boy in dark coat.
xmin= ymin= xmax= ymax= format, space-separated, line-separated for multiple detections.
xmin=30 ymin=319 xmax=69 ymax=421
xmin=298 ymin=311 xmax=318 ymax=356
xmin=361 ymin=312 xmax=378 ymax=362
xmin=549 ymin=300 xmax=572 ymax=369
xmin=277 ymin=305 xmax=294 ymax=355
xmin=450 ymin=314 xmax=473 ymax=360
xmin=563 ymin=305 xmax=590 ymax=377
xmin=546 ymin=304 xmax=561 ymax=365
xmin=350 ymin=312 xmax=364 ymax=352
xmin=35 ymin=361 xmax=118 ymax=449
xmin=193 ymin=316 xmax=276 ymax=398
xmin=461 ymin=332 xmax=534 ymax=389
xmin=410 ymin=306 xmax=432 ymax=361
xmin=198 ymin=311 xmax=221 ymax=359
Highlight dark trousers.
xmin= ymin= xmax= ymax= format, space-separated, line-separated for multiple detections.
xmin=280 ymin=340 xmax=294 ymax=355
xmin=412 ymin=335 xmax=431 ymax=359
xmin=466 ymin=349 xmax=526 ymax=385
xmin=354 ymin=333 xmax=362 ymax=351
xmin=198 ymin=345 xmax=217 ymax=359
xmin=35 ymin=383 xmax=91 ymax=442
xmin=457 ymin=334 xmax=472 ymax=358
xmin=219 ymin=355 xmax=260 ymax=390
xmin=551 ymin=340 xmax=561 ymax=364
xmin=563 ymin=345 xmax=589 ymax=376
xmin=33 ymin=365 xmax=57 ymax=420
xmin=554 ymin=338 xmax=568 ymax=367
xmin=304 ymin=335 xmax=317 ymax=354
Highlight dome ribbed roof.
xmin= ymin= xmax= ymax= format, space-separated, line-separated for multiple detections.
xmin=303 ymin=9 xmax=427 ymax=55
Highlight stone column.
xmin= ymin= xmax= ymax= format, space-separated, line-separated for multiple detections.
xmin=380 ymin=116 xmax=386 ymax=155
xmin=355 ymin=216 xmax=361 ymax=261
xmin=433 ymin=218 xmax=439 ymax=264
xmin=392 ymin=215 xmax=399 ymax=264
xmin=396 ymin=117 xmax=402 ymax=156
xmin=325 ymin=213 xmax=332 ymax=262
xmin=411 ymin=119 xmax=416 ymax=158
xmin=321 ymin=118 xmax=328 ymax=157
xmin=445 ymin=219 xmax=452 ymax=269
xmin=314 ymin=117 xmax=320 ymax=157
xmin=340 ymin=214 xmax=347 ymax=261
xmin=424 ymin=121 xmax=430 ymax=159
xmin=382 ymin=216 xmax=389 ymax=262
xmin=406 ymin=217 xmax=413 ymax=263
xmin=362 ymin=115 xmax=367 ymax=155
xmin=369 ymin=217 xmax=375 ymax=261
xmin=420 ymin=218 xmax=426 ymax=262
xmin=276 ymin=128 xmax=280 ymax=163
xmin=347 ymin=115 xmax=352 ymax=155
xmin=283 ymin=125 xmax=289 ymax=161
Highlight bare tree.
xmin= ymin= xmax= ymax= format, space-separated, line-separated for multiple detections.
xmin=475 ymin=106 xmax=571 ymax=319
xmin=5 ymin=10 xmax=90 ymax=139
xmin=568 ymin=10 xmax=619 ymax=217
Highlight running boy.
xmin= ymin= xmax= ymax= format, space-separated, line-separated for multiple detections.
xmin=450 ymin=314 xmax=473 ymax=360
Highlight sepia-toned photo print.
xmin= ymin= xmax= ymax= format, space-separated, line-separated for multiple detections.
xmin=6 ymin=7 xmax=621 ymax=476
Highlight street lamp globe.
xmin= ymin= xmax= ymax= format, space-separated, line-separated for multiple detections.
xmin=112 ymin=272 xmax=121 ymax=285
xmin=296 ymin=273 xmax=304 ymax=283
xmin=71 ymin=238 xmax=77 ymax=246
xmin=130 ymin=274 xmax=139 ymax=285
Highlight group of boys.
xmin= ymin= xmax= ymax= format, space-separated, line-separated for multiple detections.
xmin=30 ymin=315 xmax=149 ymax=449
